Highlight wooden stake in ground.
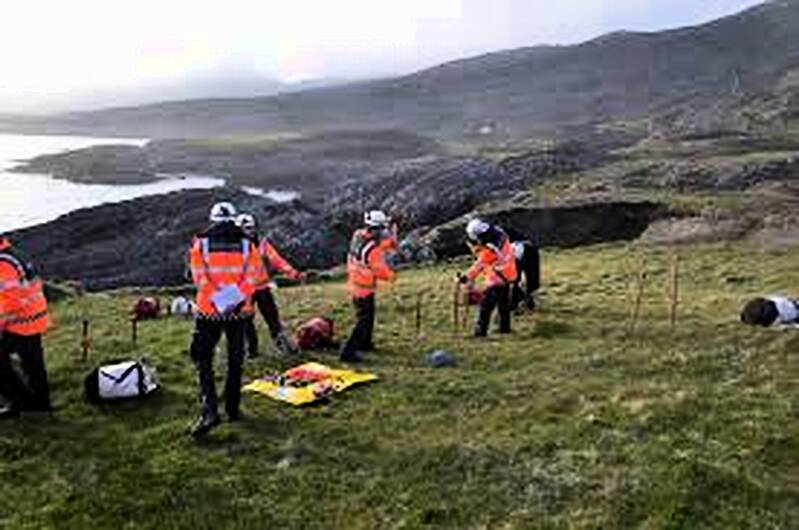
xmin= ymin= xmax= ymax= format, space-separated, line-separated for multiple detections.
xmin=628 ymin=257 xmax=648 ymax=335
xmin=415 ymin=290 xmax=424 ymax=339
xmin=131 ymin=318 xmax=139 ymax=347
xmin=669 ymin=250 xmax=681 ymax=330
xmin=461 ymin=286 xmax=470 ymax=337
xmin=452 ymin=280 xmax=461 ymax=336
xmin=81 ymin=320 xmax=91 ymax=361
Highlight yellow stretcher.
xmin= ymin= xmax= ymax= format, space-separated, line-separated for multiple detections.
xmin=244 ymin=362 xmax=378 ymax=406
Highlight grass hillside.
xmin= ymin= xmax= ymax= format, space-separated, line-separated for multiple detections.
xmin=1 ymin=242 xmax=797 ymax=529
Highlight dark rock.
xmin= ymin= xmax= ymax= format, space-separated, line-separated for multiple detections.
xmin=9 ymin=188 xmax=338 ymax=291
xmin=423 ymin=199 xmax=669 ymax=259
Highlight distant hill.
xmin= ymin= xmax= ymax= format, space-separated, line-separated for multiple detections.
xmin=2 ymin=0 xmax=799 ymax=139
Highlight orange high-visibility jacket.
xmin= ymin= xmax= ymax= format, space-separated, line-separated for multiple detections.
xmin=189 ymin=231 xmax=268 ymax=317
xmin=258 ymin=238 xmax=300 ymax=281
xmin=347 ymin=228 xmax=396 ymax=298
xmin=466 ymin=238 xmax=518 ymax=287
xmin=0 ymin=238 xmax=50 ymax=336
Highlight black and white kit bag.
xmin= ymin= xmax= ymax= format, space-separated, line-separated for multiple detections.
xmin=85 ymin=360 xmax=159 ymax=403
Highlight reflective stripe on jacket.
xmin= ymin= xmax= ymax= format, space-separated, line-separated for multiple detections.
xmin=189 ymin=229 xmax=268 ymax=318
xmin=0 ymin=238 xmax=50 ymax=336
xmin=347 ymin=228 xmax=395 ymax=298
xmin=466 ymin=238 xmax=518 ymax=287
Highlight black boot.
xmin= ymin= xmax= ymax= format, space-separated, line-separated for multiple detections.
xmin=340 ymin=349 xmax=365 ymax=363
xmin=190 ymin=410 xmax=221 ymax=438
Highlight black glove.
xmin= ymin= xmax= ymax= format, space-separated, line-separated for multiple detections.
xmin=457 ymin=274 xmax=469 ymax=284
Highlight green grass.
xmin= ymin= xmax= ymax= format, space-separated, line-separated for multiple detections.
xmin=1 ymin=242 xmax=798 ymax=529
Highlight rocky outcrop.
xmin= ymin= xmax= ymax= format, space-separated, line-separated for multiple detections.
xmin=422 ymin=198 xmax=669 ymax=258
xmin=10 ymin=188 xmax=341 ymax=291
xmin=10 ymin=183 xmax=671 ymax=291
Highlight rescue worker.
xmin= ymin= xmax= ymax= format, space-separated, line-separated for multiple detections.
xmin=458 ymin=218 xmax=518 ymax=337
xmin=510 ymin=239 xmax=540 ymax=311
xmin=503 ymin=226 xmax=541 ymax=311
xmin=236 ymin=213 xmax=304 ymax=358
xmin=341 ymin=210 xmax=397 ymax=363
xmin=187 ymin=202 xmax=268 ymax=437
xmin=0 ymin=236 xmax=52 ymax=418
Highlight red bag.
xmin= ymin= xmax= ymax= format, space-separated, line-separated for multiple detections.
xmin=294 ymin=317 xmax=337 ymax=351
xmin=132 ymin=297 xmax=160 ymax=321
xmin=467 ymin=286 xmax=484 ymax=306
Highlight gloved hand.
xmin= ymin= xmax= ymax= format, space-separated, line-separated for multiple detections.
xmin=457 ymin=274 xmax=469 ymax=284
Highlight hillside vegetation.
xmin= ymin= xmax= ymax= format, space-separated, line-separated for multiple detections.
xmin=1 ymin=241 xmax=797 ymax=529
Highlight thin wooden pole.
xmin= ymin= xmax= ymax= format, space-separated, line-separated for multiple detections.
xmin=131 ymin=318 xmax=139 ymax=347
xmin=628 ymin=257 xmax=647 ymax=335
xmin=452 ymin=281 xmax=460 ymax=336
xmin=81 ymin=320 xmax=90 ymax=361
xmin=669 ymin=250 xmax=680 ymax=330
xmin=415 ymin=290 xmax=423 ymax=338
xmin=461 ymin=287 xmax=470 ymax=337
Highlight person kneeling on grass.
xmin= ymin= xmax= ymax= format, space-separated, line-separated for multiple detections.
xmin=458 ymin=219 xmax=518 ymax=337
xmin=740 ymin=296 xmax=799 ymax=327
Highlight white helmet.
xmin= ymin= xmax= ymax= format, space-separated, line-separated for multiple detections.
xmin=364 ymin=210 xmax=389 ymax=228
xmin=236 ymin=213 xmax=256 ymax=232
xmin=466 ymin=218 xmax=489 ymax=242
xmin=511 ymin=241 xmax=525 ymax=260
xmin=209 ymin=202 xmax=237 ymax=223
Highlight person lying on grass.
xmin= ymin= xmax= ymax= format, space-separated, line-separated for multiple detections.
xmin=740 ymin=296 xmax=799 ymax=327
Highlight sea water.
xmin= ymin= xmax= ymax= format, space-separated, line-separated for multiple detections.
xmin=0 ymin=133 xmax=225 ymax=233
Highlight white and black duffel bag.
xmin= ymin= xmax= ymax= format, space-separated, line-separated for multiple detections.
xmin=84 ymin=360 xmax=159 ymax=403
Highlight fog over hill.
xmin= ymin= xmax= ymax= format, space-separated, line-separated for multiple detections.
xmin=1 ymin=0 xmax=798 ymax=139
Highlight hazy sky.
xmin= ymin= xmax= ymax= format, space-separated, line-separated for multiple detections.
xmin=0 ymin=0 xmax=765 ymax=110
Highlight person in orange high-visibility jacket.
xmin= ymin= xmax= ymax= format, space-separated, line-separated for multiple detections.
xmin=458 ymin=219 xmax=518 ymax=337
xmin=0 ymin=236 xmax=52 ymax=418
xmin=186 ymin=202 xmax=268 ymax=438
xmin=340 ymin=210 xmax=397 ymax=363
xmin=236 ymin=213 xmax=305 ymax=358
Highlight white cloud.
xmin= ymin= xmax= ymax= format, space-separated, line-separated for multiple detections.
xmin=0 ymin=0 xmax=765 ymax=109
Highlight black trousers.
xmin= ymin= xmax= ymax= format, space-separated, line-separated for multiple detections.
xmin=0 ymin=333 xmax=51 ymax=412
xmin=512 ymin=242 xmax=540 ymax=310
xmin=243 ymin=288 xmax=283 ymax=355
xmin=342 ymin=295 xmax=375 ymax=355
xmin=476 ymin=284 xmax=512 ymax=336
xmin=189 ymin=318 xmax=245 ymax=417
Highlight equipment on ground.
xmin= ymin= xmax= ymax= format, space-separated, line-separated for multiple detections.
xmin=426 ymin=350 xmax=456 ymax=368
xmin=132 ymin=297 xmax=160 ymax=321
xmin=84 ymin=360 xmax=159 ymax=403
xmin=244 ymin=362 xmax=377 ymax=406
xmin=294 ymin=317 xmax=337 ymax=350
